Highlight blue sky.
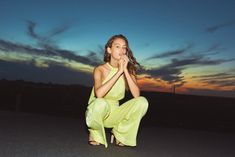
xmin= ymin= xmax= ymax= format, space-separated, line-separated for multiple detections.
xmin=0 ymin=0 xmax=235 ymax=97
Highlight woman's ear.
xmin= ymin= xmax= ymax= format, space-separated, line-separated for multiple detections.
xmin=107 ymin=47 xmax=111 ymax=54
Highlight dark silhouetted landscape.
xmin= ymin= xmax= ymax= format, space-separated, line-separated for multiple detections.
xmin=1 ymin=79 xmax=235 ymax=131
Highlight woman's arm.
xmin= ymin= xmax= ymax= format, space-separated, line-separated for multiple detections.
xmin=124 ymin=69 xmax=140 ymax=98
xmin=122 ymin=56 xmax=140 ymax=98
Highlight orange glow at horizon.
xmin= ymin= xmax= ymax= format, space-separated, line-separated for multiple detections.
xmin=137 ymin=76 xmax=174 ymax=93
xmin=137 ymin=74 xmax=235 ymax=94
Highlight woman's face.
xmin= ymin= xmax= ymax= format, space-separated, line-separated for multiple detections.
xmin=108 ymin=38 xmax=127 ymax=61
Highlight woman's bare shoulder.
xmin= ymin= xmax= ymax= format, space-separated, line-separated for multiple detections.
xmin=94 ymin=63 xmax=109 ymax=74
xmin=93 ymin=63 xmax=110 ymax=81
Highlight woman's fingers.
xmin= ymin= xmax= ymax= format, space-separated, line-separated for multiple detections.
xmin=124 ymin=55 xmax=130 ymax=62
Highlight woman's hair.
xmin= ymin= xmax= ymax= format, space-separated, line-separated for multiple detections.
xmin=104 ymin=34 xmax=140 ymax=76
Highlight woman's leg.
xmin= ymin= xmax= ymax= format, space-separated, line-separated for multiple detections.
xmin=104 ymin=96 xmax=149 ymax=146
xmin=86 ymin=98 xmax=110 ymax=147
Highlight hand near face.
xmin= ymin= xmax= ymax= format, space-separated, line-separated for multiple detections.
xmin=118 ymin=55 xmax=129 ymax=74
xmin=122 ymin=55 xmax=129 ymax=69
xmin=118 ymin=57 xmax=125 ymax=74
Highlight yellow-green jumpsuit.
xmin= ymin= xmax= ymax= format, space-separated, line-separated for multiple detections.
xmin=85 ymin=63 xmax=148 ymax=147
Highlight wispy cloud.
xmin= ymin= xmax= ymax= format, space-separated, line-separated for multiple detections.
xmin=146 ymin=44 xmax=193 ymax=60
xmin=26 ymin=20 xmax=70 ymax=50
xmin=192 ymin=73 xmax=232 ymax=79
xmin=206 ymin=20 xmax=235 ymax=33
xmin=140 ymin=49 xmax=235 ymax=87
xmin=169 ymin=57 xmax=235 ymax=67
xmin=86 ymin=45 xmax=105 ymax=63
xmin=139 ymin=64 xmax=186 ymax=89
xmin=197 ymin=43 xmax=225 ymax=56
xmin=0 ymin=39 xmax=102 ymax=67
xmin=0 ymin=20 xmax=107 ymax=79
xmin=192 ymin=72 xmax=235 ymax=88
xmin=206 ymin=80 xmax=235 ymax=87
xmin=86 ymin=51 xmax=103 ymax=63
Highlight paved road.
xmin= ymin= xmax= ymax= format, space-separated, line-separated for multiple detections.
xmin=0 ymin=111 xmax=235 ymax=157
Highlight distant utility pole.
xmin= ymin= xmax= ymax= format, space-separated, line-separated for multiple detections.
xmin=173 ymin=84 xmax=176 ymax=94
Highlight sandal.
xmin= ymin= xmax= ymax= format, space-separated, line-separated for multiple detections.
xmin=110 ymin=134 xmax=125 ymax=147
xmin=88 ymin=135 xmax=100 ymax=146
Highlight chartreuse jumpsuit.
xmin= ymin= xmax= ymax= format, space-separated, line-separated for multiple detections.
xmin=85 ymin=63 xmax=148 ymax=147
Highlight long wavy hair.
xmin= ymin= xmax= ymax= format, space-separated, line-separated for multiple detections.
xmin=104 ymin=34 xmax=140 ymax=76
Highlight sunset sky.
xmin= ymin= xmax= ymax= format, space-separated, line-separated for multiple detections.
xmin=0 ymin=0 xmax=235 ymax=98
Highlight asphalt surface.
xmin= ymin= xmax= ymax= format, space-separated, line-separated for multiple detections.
xmin=0 ymin=110 xmax=235 ymax=157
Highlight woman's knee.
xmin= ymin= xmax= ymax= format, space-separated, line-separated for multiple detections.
xmin=93 ymin=98 xmax=109 ymax=111
xmin=134 ymin=96 xmax=149 ymax=111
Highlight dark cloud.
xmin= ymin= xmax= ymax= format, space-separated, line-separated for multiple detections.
xmin=139 ymin=83 xmax=164 ymax=89
xmin=192 ymin=72 xmax=235 ymax=88
xmin=206 ymin=80 xmax=235 ymax=87
xmin=146 ymin=44 xmax=193 ymax=60
xmin=192 ymin=73 xmax=232 ymax=79
xmin=146 ymin=43 xmax=223 ymax=62
xmin=46 ymin=25 xmax=70 ymax=39
xmin=0 ymin=39 xmax=101 ymax=66
xmin=206 ymin=20 xmax=235 ymax=33
xmin=139 ymin=65 xmax=185 ymax=85
xmin=200 ymin=58 xmax=235 ymax=65
xmin=54 ymin=49 xmax=101 ymax=66
xmin=0 ymin=39 xmax=57 ymax=56
xmin=26 ymin=20 xmax=70 ymax=50
xmin=25 ymin=20 xmax=103 ymax=66
xmin=169 ymin=57 xmax=202 ymax=67
xmin=170 ymin=57 xmax=235 ymax=67
xmin=206 ymin=43 xmax=223 ymax=52
xmin=27 ymin=21 xmax=39 ymax=40
xmin=140 ymin=50 xmax=235 ymax=86
xmin=0 ymin=20 xmax=105 ymax=76
xmin=0 ymin=19 xmax=99 ymax=86
xmin=175 ymin=81 xmax=187 ymax=87
xmin=86 ymin=51 xmax=103 ymax=64
xmin=197 ymin=43 xmax=225 ymax=56
xmin=86 ymin=45 xmax=105 ymax=64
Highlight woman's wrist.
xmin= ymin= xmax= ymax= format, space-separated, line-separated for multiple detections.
xmin=117 ymin=70 xmax=123 ymax=75
xmin=124 ymin=68 xmax=129 ymax=73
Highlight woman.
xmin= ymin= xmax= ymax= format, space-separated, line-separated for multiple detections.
xmin=85 ymin=34 xmax=148 ymax=147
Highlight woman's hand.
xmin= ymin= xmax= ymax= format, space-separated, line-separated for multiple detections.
xmin=118 ymin=57 xmax=125 ymax=74
xmin=122 ymin=55 xmax=129 ymax=71
xmin=118 ymin=55 xmax=129 ymax=74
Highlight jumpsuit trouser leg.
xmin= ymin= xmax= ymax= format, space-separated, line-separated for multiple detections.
xmin=104 ymin=96 xmax=149 ymax=146
xmin=86 ymin=96 xmax=148 ymax=147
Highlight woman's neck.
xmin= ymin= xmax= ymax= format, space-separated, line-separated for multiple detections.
xmin=109 ymin=60 xmax=118 ymax=68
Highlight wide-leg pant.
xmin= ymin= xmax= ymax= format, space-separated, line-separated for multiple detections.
xmin=85 ymin=96 xmax=149 ymax=147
